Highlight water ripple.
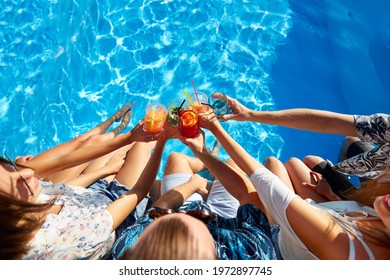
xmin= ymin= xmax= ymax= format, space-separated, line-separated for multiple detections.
xmin=0 ymin=0 xmax=292 ymax=177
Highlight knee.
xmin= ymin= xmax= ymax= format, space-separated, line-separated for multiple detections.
xmin=343 ymin=136 xmax=360 ymax=146
xmin=166 ymin=152 xmax=186 ymax=165
xmin=284 ymin=157 xmax=302 ymax=170
xmin=263 ymin=156 xmax=282 ymax=169
xmin=341 ymin=136 xmax=361 ymax=153
xmin=302 ymin=155 xmax=325 ymax=169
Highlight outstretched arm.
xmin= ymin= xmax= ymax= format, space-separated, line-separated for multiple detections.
xmin=218 ymin=95 xmax=357 ymax=136
xmin=23 ymin=121 xmax=159 ymax=178
xmin=202 ymin=112 xmax=351 ymax=259
xmin=200 ymin=112 xmax=263 ymax=177
xmin=180 ymin=129 xmax=263 ymax=210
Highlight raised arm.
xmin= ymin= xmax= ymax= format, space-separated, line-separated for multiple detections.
xmin=218 ymin=95 xmax=357 ymax=136
xmin=199 ymin=111 xmax=263 ymax=177
xmin=23 ymin=121 xmax=159 ymax=178
xmin=105 ymin=122 xmax=177 ymax=230
xmin=179 ymin=129 xmax=263 ymax=209
xmin=202 ymin=112 xmax=353 ymax=259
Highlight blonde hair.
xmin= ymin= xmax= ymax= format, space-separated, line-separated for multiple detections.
xmin=121 ymin=214 xmax=217 ymax=260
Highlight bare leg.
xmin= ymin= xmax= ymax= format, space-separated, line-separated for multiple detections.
xmin=87 ymin=144 xmax=135 ymax=183
xmin=302 ymin=155 xmax=326 ymax=170
xmin=114 ymin=141 xmax=157 ymax=188
xmin=43 ymin=133 xmax=116 ymax=183
xmin=284 ymin=157 xmax=328 ymax=203
xmin=161 ymin=152 xmax=207 ymax=204
xmin=108 ymin=106 xmax=133 ymax=137
xmin=41 ymin=104 xmax=134 ymax=183
xmin=163 ymin=152 xmax=206 ymax=176
xmin=339 ymin=136 xmax=374 ymax=162
xmin=33 ymin=104 xmax=133 ymax=162
xmin=148 ymin=179 xmax=161 ymax=203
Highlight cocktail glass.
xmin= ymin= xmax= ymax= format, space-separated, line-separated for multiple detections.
xmin=143 ymin=102 xmax=168 ymax=133
xmin=211 ymin=91 xmax=230 ymax=116
xmin=189 ymin=92 xmax=210 ymax=114
xmin=178 ymin=109 xmax=199 ymax=138
xmin=167 ymin=98 xmax=186 ymax=127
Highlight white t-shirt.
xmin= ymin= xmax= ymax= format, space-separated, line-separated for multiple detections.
xmin=250 ymin=168 xmax=376 ymax=260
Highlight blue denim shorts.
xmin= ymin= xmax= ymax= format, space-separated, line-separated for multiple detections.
xmin=88 ymin=179 xmax=152 ymax=236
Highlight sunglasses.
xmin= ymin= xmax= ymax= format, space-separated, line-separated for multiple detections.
xmin=3 ymin=152 xmax=35 ymax=197
xmin=148 ymin=207 xmax=213 ymax=222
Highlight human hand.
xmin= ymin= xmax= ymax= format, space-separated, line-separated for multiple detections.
xmin=302 ymin=172 xmax=338 ymax=200
xmin=129 ymin=121 xmax=163 ymax=143
xmin=104 ymin=151 xmax=126 ymax=174
xmin=198 ymin=108 xmax=219 ymax=131
xmin=217 ymin=95 xmax=252 ymax=122
xmin=161 ymin=121 xmax=180 ymax=141
xmin=178 ymin=129 xmax=207 ymax=155
xmin=189 ymin=173 xmax=208 ymax=195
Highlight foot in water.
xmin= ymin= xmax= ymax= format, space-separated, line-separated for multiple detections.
xmin=113 ymin=102 xmax=135 ymax=122
xmin=110 ymin=104 xmax=134 ymax=136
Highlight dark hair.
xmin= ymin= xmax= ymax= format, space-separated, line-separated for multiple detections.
xmin=0 ymin=190 xmax=55 ymax=260
xmin=0 ymin=156 xmax=55 ymax=259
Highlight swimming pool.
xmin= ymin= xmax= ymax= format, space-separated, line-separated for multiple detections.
xmin=1 ymin=0 xmax=389 ymax=178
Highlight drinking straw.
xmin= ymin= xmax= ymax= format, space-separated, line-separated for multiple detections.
xmin=177 ymin=99 xmax=186 ymax=112
xmin=191 ymin=80 xmax=200 ymax=104
xmin=201 ymin=102 xmax=213 ymax=109
xmin=182 ymin=90 xmax=194 ymax=104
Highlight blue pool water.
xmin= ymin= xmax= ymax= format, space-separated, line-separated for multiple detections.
xmin=0 ymin=0 xmax=389 ymax=178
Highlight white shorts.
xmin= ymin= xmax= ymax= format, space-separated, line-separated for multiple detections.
xmin=161 ymin=173 xmax=239 ymax=218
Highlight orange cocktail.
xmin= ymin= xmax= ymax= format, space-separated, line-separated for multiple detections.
xmin=188 ymin=92 xmax=209 ymax=114
xmin=178 ymin=110 xmax=199 ymax=138
xmin=143 ymin=103 xmax=168 ymax=133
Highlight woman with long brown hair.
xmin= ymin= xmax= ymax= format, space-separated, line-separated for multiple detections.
xmin=0 ymin=120 xmax=175 ymax=260
xmin=200 ymin=108 xmax=390 ymax=259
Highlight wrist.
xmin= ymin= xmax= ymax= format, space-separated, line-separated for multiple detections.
xmin=125 ymin=132 xmax=136 ymax=145
xmin=247 ymin=109 xmax=258 ymax=121
xmin=209 ymin=121 xmax=223 ymax=135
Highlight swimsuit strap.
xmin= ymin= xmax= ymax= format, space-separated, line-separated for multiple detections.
xmin=335 ymin=218 xmax=376 ymax=260
xmin=350 ymin=222 xmax=376 ymax=260
xmin=315 ymin=205 xmax=376 ymax=260
xmin=345 ymin=231 xmax=356 ymax=260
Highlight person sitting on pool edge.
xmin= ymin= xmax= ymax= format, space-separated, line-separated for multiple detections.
xmin=0 ymin=116 xmax=178 ymax=260
xmin=217 ymin=93 xmax=389 ymax=199
xmin=111 ymin=129 xmax=280 ymax=260
xmin=12 ymin=103 xmax=134 ymax=185
xmin=198 ymin=107 xmax=390 ymax=259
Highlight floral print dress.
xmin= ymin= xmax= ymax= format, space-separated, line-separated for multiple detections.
xmin=24 ymin=182 xmax=115 ymax=260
